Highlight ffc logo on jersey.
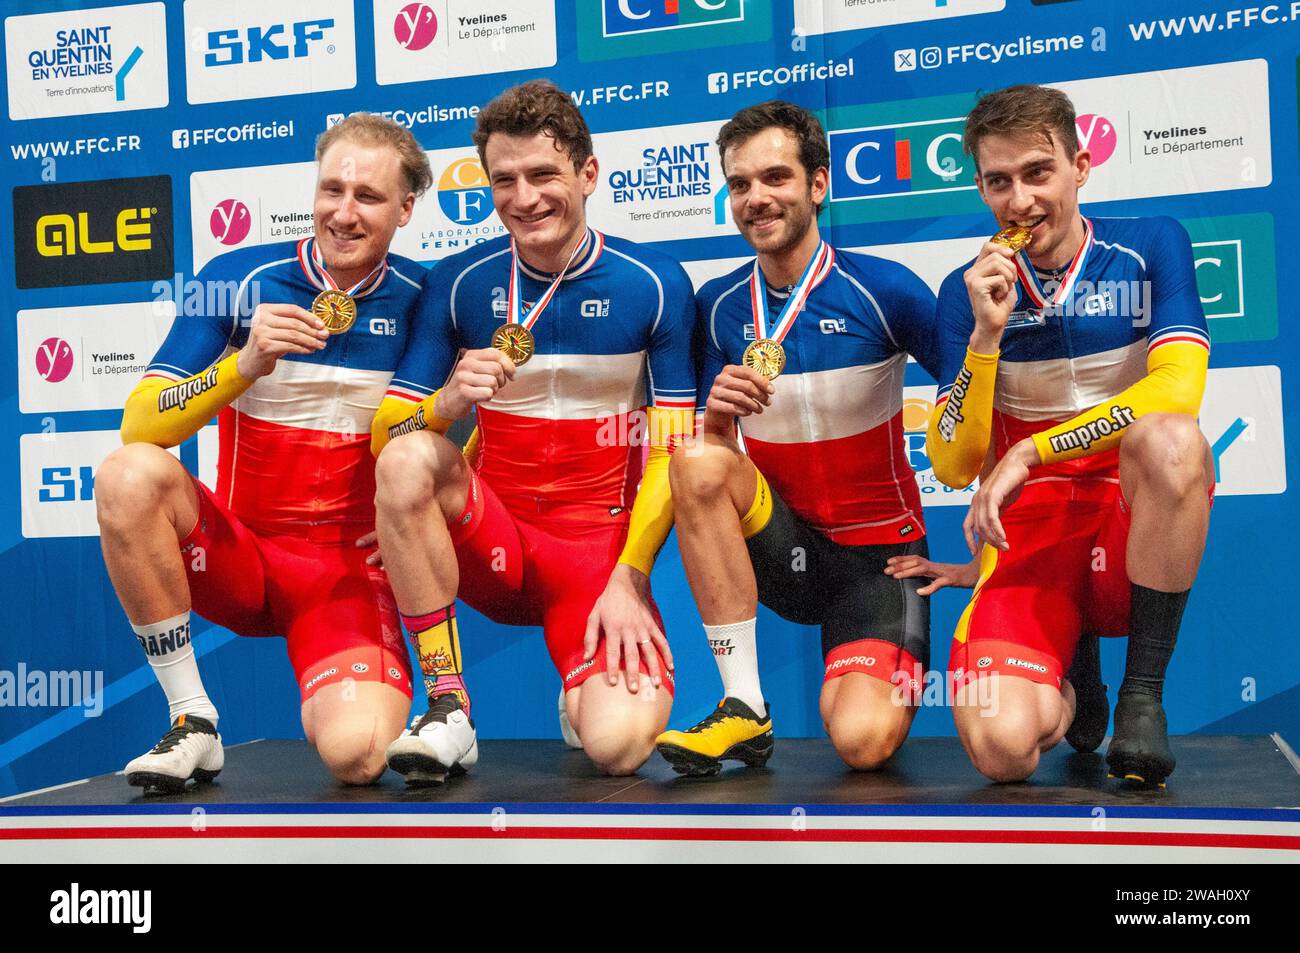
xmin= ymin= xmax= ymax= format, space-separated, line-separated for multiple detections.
xmin=210 ymin=200 xmax=253 ymax=246
xmin=13 ymin=176 xmax=173 ymax=290
xmin=183 ymin=0 xmax=357 ymax=104
xmin=35 ymin=339 xmax=74 ymax=384
xmin=394 ymin=3 xmax=438 ymax=50
xmin=829 ymin=119 xmax=972 ymax=201
xmin=438 ymin=159 xmax=493 ymax=225
xmin=603 ymin=0 xmax=744 ymax=35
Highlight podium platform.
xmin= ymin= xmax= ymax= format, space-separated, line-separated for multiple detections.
xmin=2 ymin=736 xmax=1298 ymax=862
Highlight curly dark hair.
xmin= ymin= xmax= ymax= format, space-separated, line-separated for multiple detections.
xmin=472 ymin=80 xmax=593 ymax=173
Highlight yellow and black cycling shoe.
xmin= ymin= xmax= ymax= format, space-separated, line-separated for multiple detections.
xmin=655 ymin=697 xmax=773 ymax=777
xmin=1106 ymin=692 xmax=1175 ymax=788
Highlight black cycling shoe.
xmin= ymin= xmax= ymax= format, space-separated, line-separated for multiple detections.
xmin=1106 ymin=692 xmax=1175 ymax=787
xmin=1065 ymin=635 xmax=1109 ymax=753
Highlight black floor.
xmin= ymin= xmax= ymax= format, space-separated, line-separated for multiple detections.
xmin=8 ymin=736 xmax=1298 ymax=809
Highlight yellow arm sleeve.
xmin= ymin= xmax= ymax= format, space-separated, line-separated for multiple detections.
xmin=617 ymin=407 xmax=695 ymax=577
xmin=120 ymin=353 xmax=252 ymax=449
xmin=1031 ymin=341 xmax=1209 ymax=464
xmin=370 ymin=391 xmax=455 ymax=458
xmin=926 ymin=348 xmax=999 ymax=489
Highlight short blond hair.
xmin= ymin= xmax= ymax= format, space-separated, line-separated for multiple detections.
xmin=315 ymin=113 xmax=433 ymax=197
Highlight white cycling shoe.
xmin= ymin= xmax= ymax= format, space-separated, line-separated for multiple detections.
xmin=386 ymin=693 xmax=478 ymax=785
xmin=558 ymin=688 xmax=583 ymax=749
xmin=124 ymin=714 xmax=224 ymax=795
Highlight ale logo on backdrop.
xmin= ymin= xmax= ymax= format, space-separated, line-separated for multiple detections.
xmin=13 ymin=176 xmax=174 ymax=289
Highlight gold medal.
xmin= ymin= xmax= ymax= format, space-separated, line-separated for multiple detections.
xmin=312 ymin=290 xmax=356 ymax=334
xmin=491 ymin=323 xmax=535 ymax=366
xmin=992 ymin=225 xmax=1032 ymax=253
xmin=742 ymin=338 xmax=786 ymax=381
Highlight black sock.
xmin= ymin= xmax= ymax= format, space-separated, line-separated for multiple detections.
xmin=1120 ymin=585 xmax=1190 ymax=701
xmin=1067 ymin=632 xmax=1102 ymax=694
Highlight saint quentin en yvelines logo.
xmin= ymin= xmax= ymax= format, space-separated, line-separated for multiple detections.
xmin=13 ymin=176 xmax=174 ymax=289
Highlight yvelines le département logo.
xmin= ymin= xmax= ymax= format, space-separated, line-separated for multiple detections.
xmin=13 ymin=176 xmax=174 ymax=290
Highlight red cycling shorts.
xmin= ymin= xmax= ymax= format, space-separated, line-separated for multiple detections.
xmin=948 ymin=476 xmax=1213 ymax=691
xmin=181 ymin=479 xmax=412 ymax=703
xmin=448 ymin=469 xmax=673 ymax=695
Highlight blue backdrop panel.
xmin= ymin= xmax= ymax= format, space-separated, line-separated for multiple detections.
xmin=0 ymin=0 xmax=1294 ymax=797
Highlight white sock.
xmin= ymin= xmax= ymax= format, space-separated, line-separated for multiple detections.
xmin=704 ymin=618 xmax=765 ymax=715
xmin=132 ymin=612 xmax=219 ymax=727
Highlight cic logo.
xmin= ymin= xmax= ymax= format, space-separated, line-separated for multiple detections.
xmin=210 ymin=199 xmax=252 ymax=246
xmin=829 ymin=118 xmax=972 ymax=201
xmin=603 ymin=0 xmax=744 ymax=37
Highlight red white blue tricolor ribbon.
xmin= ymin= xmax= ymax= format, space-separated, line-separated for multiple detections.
xmin=749 ymin=241 xmax=835 ymax=344
xmin=1012 ymin=218 xmax=1093 ymax=312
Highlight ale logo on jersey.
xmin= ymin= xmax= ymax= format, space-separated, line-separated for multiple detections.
xmin=829 ymin=118 xmax=972 ymax=201
xmin=437 ymin=159 xmax=493 ymax=225
xmin=603 ymin=0 xmax=744 ymax=35
xmin=35 ymin=338 xmax=75 ymax=384
xmin=1076 ymin=113 xmax=1117 ymax=166
xmin=13 ymin=175 xmax=174 ymax=289
xmin=394 ymin=3 xmax=438 ymax=50
xmin=210 ymin=199 xmax=253 ymax=246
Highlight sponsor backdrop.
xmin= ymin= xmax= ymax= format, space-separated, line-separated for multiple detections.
xmin=0 ymin=0 xmax=1295 ymax=796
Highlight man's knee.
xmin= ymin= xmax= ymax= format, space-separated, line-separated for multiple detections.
xmin=95 ymin=443 xmax=187 ymax=531
xmin=583 ymin=726 xmax=657 ymax=777
xmin=826 ymin=709 xmax=906 ymax=771
xmin=960 ymin=709 xmax=1042 ymax=783
xmin=313 ymin=716 xmax=389 ymax=786
xmin=1122 ymin=413 xmax=1211 ymax=496
xmin=669 ymin=436 xmax=739 ymax=511
xmin=374 ymin=432 xmax=459 ymax=519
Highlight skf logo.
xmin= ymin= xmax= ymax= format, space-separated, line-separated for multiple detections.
xmin=581 ymin=299 xmax=611 ymax=318
xmin=393 ymin=3 xmax=438 ymax=51
xmin=37 ymin=208 xmax=152 ymax=257
xmin=205 ymin=19 xmax=335 ymax=66
xmin=829 ymin=118 xmax=971 ymax=201
xmin=819 ymin=317 xmax=846 ymax=334
xmin=369 ymin=317 xmax=397 ymax=336
xmin=14 ymin=176 xmax=173 ymax=289
xmin=437 ymin=158 xmax=492 ymax=225
xmin=603 ymin=0 xmax=744 ymax=37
